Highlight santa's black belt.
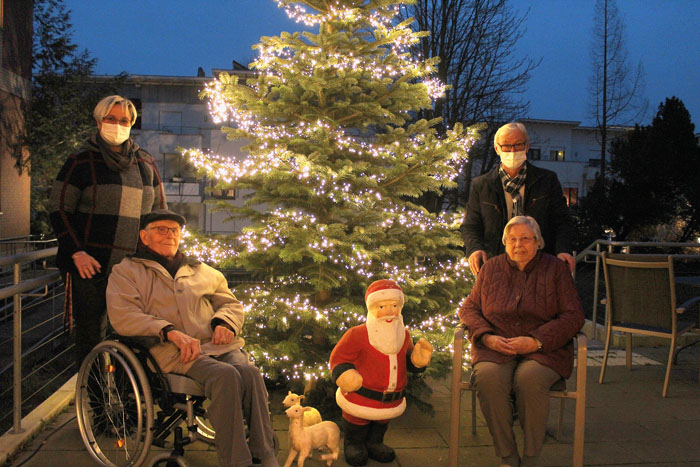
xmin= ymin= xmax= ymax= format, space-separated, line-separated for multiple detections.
xmin=356 ymin=387 xmax=405 ymax=402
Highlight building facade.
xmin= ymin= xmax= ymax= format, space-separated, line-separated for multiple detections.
xmin=106 ymin=68 xmax=629 ymax=235
xmin=522 ymin=118 xmax=630 ymax=205
xmin=0 ymin=0 xmax=32 ymax=240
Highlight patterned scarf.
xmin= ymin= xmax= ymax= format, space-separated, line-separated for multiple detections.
xmin=499 ymin=163 xmax=527 ymax=217
xmin=95 ymin=133 xmax=139 ymax=171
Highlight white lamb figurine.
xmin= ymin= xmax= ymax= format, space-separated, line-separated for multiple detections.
xmin=283 ymin=404 xmax=340 ymax=467
xmin=282 ymin=391 xmax=322 ymax=426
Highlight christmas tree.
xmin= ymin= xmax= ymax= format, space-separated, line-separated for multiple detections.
xmin=182 ymin=0 xmax=478 ymax=389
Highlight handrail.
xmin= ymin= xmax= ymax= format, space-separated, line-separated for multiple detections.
xmin=0 ymin=272 xmax=61 ymax=301
xmin=0 ymin=247 xmax=57 ymax=268
xmin=0 ymin=247 xmax=61 ymax=434
xmin=0 ymin=235 xmax=55 ymax=243
xmin=574 ymin=239 xmax=700 ymax=340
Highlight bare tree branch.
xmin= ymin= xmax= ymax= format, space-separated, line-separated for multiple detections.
xmin=588 ymin=0 xmax=648 ymax=183
xmin=401 ymin=0 xmax=540 ymax=211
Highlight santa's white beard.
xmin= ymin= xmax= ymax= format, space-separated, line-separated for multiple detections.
xmin=366 ymin=313 xmax=406 ymax=355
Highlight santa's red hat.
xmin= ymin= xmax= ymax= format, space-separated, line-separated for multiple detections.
xmin=365 ymin=279 xmax=404 ymax=309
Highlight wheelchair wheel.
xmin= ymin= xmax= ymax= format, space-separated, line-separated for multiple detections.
xmin=76 ymin=340 xmax=154 ymax=467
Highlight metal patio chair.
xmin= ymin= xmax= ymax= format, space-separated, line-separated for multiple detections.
xmin=599 ymin=252 xmax=700 ymax=397
xmin=448 ymin=324 xmax=587 ymax=467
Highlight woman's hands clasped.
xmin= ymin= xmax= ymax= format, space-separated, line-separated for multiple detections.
xmin=482 ymin=334 xmax=540 ymax=355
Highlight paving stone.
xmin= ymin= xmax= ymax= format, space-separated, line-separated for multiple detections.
xmin=5 ymin=341 xmax=700 ymax=466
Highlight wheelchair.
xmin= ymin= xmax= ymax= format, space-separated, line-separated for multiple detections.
xmin=75 ymin=336 xmax=216 ymax=467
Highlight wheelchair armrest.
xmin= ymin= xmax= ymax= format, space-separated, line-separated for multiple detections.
xmin=112 ymin=334 xmax=161 ymax=349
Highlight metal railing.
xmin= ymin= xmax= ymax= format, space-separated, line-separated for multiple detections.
xmin=575 ymin=239 xmax=700 ymax=340
xmin=0 ymin=247 xmax=64 ymax=434
xmin=0 ymin=243 xmax=259 ymax=436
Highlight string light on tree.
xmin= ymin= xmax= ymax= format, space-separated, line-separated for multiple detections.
xmin=181 ymin=0 xmax=479 ymax=384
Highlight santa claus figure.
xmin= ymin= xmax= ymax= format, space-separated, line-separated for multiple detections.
xmin=330 ymin=279 xmax=433 ymax=466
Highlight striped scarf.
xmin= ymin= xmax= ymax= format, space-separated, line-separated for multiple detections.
xmin=499 ymin=164 xmax=527 ymax=217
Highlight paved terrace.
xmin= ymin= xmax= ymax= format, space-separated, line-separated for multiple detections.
xmin=1 ymin=340 xmax=699 ymax=467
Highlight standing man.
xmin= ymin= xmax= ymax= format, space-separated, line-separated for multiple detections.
xmin=461 ymin=122 xmax=575 ymax=275
xmin=107 ymin=209 xmax=278 ymax=467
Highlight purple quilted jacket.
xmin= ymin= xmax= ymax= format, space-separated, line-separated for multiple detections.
xmin=459 ymin=251 xmax=584 ymax=378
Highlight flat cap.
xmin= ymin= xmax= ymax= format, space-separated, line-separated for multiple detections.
xmin=140 ymin=209 xmax=186 ymax=229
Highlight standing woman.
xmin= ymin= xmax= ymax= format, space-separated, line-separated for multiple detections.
xmin=49 ymin=95 xmax=167 ymax=365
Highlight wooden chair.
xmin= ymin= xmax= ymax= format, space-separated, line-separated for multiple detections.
xmin=599 ymin=252 xmax=700 ymax=397
xmin=448 ymin=324 xmax=587 ymax=467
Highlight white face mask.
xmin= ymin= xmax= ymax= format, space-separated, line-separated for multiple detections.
xmin=100 ymin=122 xmax=131 ymax=146
xmin=500 ymin=150 xmax=527 ymax=170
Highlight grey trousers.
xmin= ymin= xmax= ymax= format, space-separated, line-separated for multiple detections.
xmin=474 ymin=358 xmax=560 ymax=459
xmin=186 ymin=350 xmax=276 ymax=467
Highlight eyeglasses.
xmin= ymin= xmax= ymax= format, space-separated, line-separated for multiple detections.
xmin=148 ymin=226 xmax=181 ymax=236
xmin=102 ymin=116 xmax=132 ymax=127
xmin=506 ymin=236 xmax=535 ymax=245
xmin=497 ymin=142 xmax=527 ymax=152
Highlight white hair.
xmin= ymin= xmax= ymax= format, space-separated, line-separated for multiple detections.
xmin=502 ymin=215 xmax=545 ymax=249
xmin=494 ymin=122 xmax=529 ymax=145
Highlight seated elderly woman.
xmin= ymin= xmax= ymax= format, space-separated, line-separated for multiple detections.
xmin=458 ymin=215 xmax=584 ymax=467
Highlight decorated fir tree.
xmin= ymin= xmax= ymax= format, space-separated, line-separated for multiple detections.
xmin=182 ymin=0 xmax=478 ymax=390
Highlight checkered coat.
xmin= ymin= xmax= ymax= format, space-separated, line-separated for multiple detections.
xmin=49 ymin=137 xmax=167 ymax=276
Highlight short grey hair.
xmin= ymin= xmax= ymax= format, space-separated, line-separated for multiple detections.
xmin=93 ymin=95 xmax=137 ymax=125
xmin=494 ymin=122 xmax=529 ymax=145
xmin=502 ymin=215 xmax=545 ymax=249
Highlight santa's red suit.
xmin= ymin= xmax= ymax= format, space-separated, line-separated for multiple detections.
xmin=330 ymin=323 xmax=418 ymax=421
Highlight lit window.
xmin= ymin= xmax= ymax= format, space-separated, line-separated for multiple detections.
xmin=550 ymin=149 xmax=565 ymax=162
xmin=563 ymin=187 xmax=578 ymax=206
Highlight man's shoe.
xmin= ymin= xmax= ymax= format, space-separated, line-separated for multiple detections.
xmin=366 ymin=421 xmax=395 ymax=463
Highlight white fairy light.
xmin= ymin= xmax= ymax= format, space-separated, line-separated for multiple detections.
xmin=178 ymin=0 xmax=478 ymax=382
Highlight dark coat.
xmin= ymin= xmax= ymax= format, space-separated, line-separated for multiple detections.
xmin=458 ymin=252 xmax=584 ymax=378
xmin=460 ymin=163 xmax=575 ymax=259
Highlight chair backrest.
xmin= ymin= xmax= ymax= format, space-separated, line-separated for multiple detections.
xmin=601 ymin=253 xmax=676 ymax=332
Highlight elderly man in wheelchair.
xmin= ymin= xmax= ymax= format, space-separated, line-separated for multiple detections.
xmin=75 ymin=209 xmax=278 ymax=467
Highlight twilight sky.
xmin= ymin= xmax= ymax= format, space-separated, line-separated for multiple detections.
xmin=64 ymin=0 xmax=700 ymax=128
